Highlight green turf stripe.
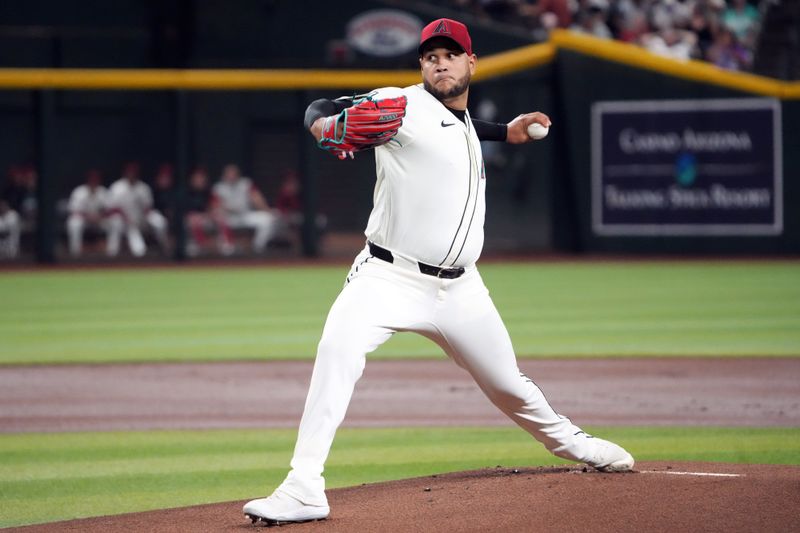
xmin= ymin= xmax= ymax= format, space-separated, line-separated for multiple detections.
xmin=1 ymin=426 xmax=799 ymax=527
xmin=1 ymin=263 xmax=798 ymax=364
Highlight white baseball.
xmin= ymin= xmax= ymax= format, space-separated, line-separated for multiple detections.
xmin=527 ymin=122 xmax=549 ymax=140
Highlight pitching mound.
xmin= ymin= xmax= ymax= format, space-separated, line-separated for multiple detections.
xmin=10 ymin=462 xmax=799 ymax=533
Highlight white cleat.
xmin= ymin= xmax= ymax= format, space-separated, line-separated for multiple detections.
xmin=585 ymin=437 xmax=635 ymax=472
xmin=243 ymin=489 xmax=330 ymax=525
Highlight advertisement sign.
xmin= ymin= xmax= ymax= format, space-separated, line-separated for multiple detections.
xmin=346 ymin=10 xmax=423 ymax=57
xmin=591 ymin=99 xmax=782 ymax=236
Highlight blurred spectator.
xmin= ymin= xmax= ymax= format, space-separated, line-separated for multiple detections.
xmin=0 ymin=198 xmax=21 ymax=258
xmin=211 ymin=164 xmax=278 ymax=254
xmin=2 ymin=164 xmax=37 ymax=225
xmin=185 ymin=166 xmax=235 ymax=256
xmin=609 ymin=0 xmax=650 ymax=42
xmin=275 ymin=170 xmax=302 ymax=216
xmin=438 ymin=0 xmax=764 ymax=73
xmin=0 ymin=165 xmax=25 ymax=258
xmin=107 ymin=162 xmax=169 ymax=257
xmin=706 ymin=24 xmax=752 ymax=70
xmin=531 ymin=0 xmax=573 ymax=29
xmin=570 ymin=0 xmax=613 ymax=39
xmin=722 ymin=0 xmax=760 ymax=48
xmin=152 ymin=163 xmax=176 ymax=220
xmin=689 ymin=0 xmax=722 ymax=58
xmin=640 ymin=27 xmax=698 ymax=60
xmin=648 ymin=0 xmax=694 ymax=32
xmin=66 ymin=169 xmax=113 ymax=257
xmin=273 ymin=169 xmax=327 ymax=247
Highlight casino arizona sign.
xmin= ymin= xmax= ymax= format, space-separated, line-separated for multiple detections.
xmin=618 ymin=128 xmax=753 ymax=154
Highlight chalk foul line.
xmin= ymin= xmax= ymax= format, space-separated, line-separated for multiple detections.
xmin=642 ymin=471 xmax=742 ymax=478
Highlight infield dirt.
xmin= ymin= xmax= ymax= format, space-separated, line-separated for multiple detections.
xmin=2 ymin=358 xmax=799 ymax=432
xmin=7 ymin=462 xmax=800 ymax=533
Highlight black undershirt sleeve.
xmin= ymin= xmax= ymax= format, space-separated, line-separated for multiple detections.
xmin=472 ymin=119 xmax=507 ymax=142
xmin=445 ymin=106 xmax=507 ymax=142
xmin=303 ymin=98 xmax=352 ymax=130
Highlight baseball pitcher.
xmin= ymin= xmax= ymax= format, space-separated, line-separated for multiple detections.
xmin=244 ymin=17 xmax=634 ymax=525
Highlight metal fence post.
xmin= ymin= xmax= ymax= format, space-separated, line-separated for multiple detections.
xmin=34 ymin=89 xmax=56 ymax=264
xmin=173 ymin=90 xmax=189 ymax=261
xmin=298 ymin=90 xmax=318 ymax=257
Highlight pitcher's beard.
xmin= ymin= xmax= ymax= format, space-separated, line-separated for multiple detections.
xmin=423 ymin=74 xmax=470 ymax=102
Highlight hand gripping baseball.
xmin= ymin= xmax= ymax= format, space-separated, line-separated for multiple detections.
xmin=318 ymin=95 xmax=407 ymax=160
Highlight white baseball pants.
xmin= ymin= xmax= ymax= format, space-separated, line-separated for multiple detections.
xmin=0 ymin=210 xmax=21 ymax=257
xmin=277 ymin=246 xmax=595 ymax=507
xmin=225 ymin=211 xmax=277 ymax=253
xmin=106 ymin=210 xmax=168 ymax=257
xmin=66 ymin=215 xmax=115 ymax=256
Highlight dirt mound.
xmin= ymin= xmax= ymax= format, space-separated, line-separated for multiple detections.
xmin=9 ymin=462 xmax=799 ymax=533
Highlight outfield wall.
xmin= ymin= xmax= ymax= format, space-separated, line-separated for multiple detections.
xmin=1 ymin=25 xmax=798 ymax=261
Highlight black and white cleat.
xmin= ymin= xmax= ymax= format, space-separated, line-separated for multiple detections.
xmin=246 ymin=514 xmax=277 ymax=526
xmin=244 ymin=514 xmax=285 ymax=527
xmin=245 ymin=514 xmax=326 ymax=527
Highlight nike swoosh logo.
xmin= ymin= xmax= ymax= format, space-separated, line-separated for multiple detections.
xmin=441 ymin=121 xmax=455 ymax=127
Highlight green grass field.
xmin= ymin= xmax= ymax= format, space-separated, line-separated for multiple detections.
xmin=1 ymin=426 xmax=799 ymax=528
xmin=1 ymin=261 xmax=799 ymax=364
xmin=2 ymin=261 xmax=798 ymax=528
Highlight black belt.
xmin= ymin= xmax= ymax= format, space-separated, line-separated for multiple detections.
xmin=368 ymin=242 xmax=465 ymax=279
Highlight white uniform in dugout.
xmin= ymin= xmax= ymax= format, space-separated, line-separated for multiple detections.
xmin=244 ymin=16 xmax=633 ymax=525
xmin=107 ymin=177 xmax=168 ymax=257
xmin=66 ymin=183 xmax=110 ymax=256
xmin=212 ymin=174 xmax=277 ymax=253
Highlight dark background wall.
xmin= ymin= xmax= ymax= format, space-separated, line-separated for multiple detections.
xmin=0 ymin=1 xmax=795 ymax=260
xmin=0 ymin=0 xmax=553 ymax=257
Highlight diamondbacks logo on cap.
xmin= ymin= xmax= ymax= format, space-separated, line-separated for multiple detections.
xmin=433 ymin=20 xmax=449 ymax=35
xmin=419 ymin=18 xmax=473 ymax=55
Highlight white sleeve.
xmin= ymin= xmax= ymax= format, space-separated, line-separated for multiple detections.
xmin=68 ymin=187 xmax=84 ymax=213
xmin=141 ymin=184 xmax=153 ymax=209
xmin=97 ymin=187 xmax=110 ymax=209
xmin=107 ymin=181 xmax=123 ymax=207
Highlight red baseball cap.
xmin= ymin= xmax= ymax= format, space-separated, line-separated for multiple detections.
xmin=418 ymin=18 xmax=473 ymax=56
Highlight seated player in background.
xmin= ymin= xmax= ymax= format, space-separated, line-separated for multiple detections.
xmin=106 ymin=162 xmax=169 ymax=257
xmin=211 ymin=163 xmax=277 ymax=254
xmin=0 ymin=197 xmax=21 ymax=258
xmin=185 ymin=166 xmax=236 ymax=256
xmin=66 ymin=169 xmax=112 ymax=257
xmin=152 ymin=163 xmax=177 ymax=222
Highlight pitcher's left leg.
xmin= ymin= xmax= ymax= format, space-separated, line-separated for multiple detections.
xmin=436 ymin=271 xmax=633 ymax=471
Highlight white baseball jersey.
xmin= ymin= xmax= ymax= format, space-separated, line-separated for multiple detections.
xmin=68 ymin=185 xmax=109 ymax=217
xmin=366 ymin=85 xmax=485 ymax=268
xmin=108 ymin=178 xmax=154 ymax=224
xmin=213 ymin=178 xmax=255 ymax=215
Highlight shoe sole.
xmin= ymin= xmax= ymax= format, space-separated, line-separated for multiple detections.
xmin=246 ymin=513 xmax=328 ymax=526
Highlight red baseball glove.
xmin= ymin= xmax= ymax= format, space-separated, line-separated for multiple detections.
xmin=318 ymin=95 xmax=407 ymax=159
